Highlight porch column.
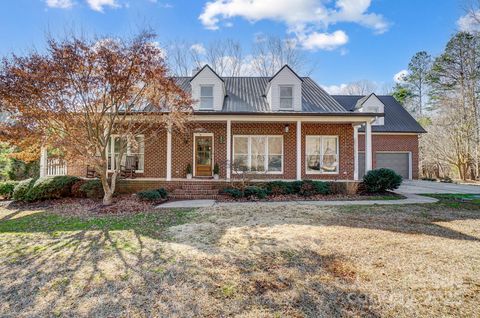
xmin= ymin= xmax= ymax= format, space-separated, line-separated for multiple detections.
xmin=296 ymin=120 xmax=302 ymax=180
xmin=226 ymin=119 xmax=232 ymax=180
xmin=39 ymin=146 xmax=47 ymax=178
xmin=166 ymin=125 xmax=172 ymax=181
xmin=365 ymin=121 xmax=373 ymax=173
xmin=353 ymin=125 xmax=359 ymax=180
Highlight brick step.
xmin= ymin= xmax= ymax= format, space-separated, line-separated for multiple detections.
xmin=169 ymin=194 xmax=218 ymax=200
xmin=173 ymin=189 xmax=219 ymax=195
xmin=181 ymin=184 xmax=214 ymax=190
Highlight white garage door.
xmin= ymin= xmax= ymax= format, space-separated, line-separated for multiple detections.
xmin=358 ymin=152 xmax=411 ymax=179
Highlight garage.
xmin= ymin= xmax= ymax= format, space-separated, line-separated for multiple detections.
xmin=358 ymin=152 xmax=411 ymax=179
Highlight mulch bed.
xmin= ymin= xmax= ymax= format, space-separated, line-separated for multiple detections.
xmin=216 ymin=192 xmax=405 ymax=202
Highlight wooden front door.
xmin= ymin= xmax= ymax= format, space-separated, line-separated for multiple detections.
xmin=195 ymin=136 xmax=213 ymax=176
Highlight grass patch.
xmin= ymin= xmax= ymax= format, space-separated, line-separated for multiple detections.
xmin=422 ymin=194 xmax=480 ymax=209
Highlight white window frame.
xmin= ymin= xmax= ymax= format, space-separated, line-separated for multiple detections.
xmin=305 ymin=135 xmax=339 ymax=175
xmin=107 ymin=134 xmax=145 ymax=173
xmin=199 ymin=85 xmax=214 ymax=110
xmin=232 ymin=135 xmax=283 ymax=174
xmin=279 ymin=85 xmax=294 ymax=109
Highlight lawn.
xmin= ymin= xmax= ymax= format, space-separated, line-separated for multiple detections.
xmin=0 ymin=197 xmax=479 ymax=317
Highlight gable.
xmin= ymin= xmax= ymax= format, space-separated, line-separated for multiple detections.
xmin=357 ymin=93 xmax=385 ymax=125
xmin=190 ymin=65 xmax=225 ymax=111
xmin=266 ymin=65 xmax=303 ymax=111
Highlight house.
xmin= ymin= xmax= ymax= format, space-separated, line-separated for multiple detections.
xmin=42 ymin=64 xmax=425 ymax=194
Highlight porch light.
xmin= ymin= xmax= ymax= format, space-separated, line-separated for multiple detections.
xmin=284 ymin=124 xmax=290 ymax=133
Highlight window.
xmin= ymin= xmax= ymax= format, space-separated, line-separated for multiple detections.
xmin=305 ymin=136 xmax=339 ymax=174
xmin=279 ymin=85 xmax=293 ymax=109
xmin=200 ymin=85 xmax=214 ymax=109
xmin=233 ymin=136 xmax=283 ymax=173
xmin=107 ymin=135 xmax=144 ymax=172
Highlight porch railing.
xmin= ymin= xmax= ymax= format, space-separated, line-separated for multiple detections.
xmin=46 ymin=158 xmax=67 ymax=176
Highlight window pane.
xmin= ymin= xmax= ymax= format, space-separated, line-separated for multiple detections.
xmin=234 ymin=137 xmax=248 ymax=154
xmin=321 ymin=137 xmax=338 ymax=172
xmin=268 ymin=137 xmax=282 ymax=154
xmin=306 ymin=137 xmax=321 ymax=172
xmin=250 ymin=137 xmax=266 ymax=172
xmin=200 ymin=86 xmax=213 ymax=97
xmin=268 ymin=155 xmax=282 ymax=171
xmin=280 ymin=98 xmax=292 ymax=109
xmin=280 ymin=86 xmax=292 ymax=97
xmin=233 ymin=155 xmax=248 ymax=171
xmin=200 ymin=97 xmax=213 ymax=109
xmin=132 ymin=136 xmax=144 ymax=154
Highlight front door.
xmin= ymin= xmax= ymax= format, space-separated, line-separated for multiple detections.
xmin=195 ymin=136 xmax=213 ymax=176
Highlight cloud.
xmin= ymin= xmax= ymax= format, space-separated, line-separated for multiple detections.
xmin=86 ymin=0 xmax=119 ymax=12
xmin=299 ymin=30 xmax=348 ymax=50
xmin=457 ymin=11 xmax=480 ymax=32
xmin=46 ymin=0 xmax=74 ymax=9
xmin=393 ymin=69 xmax=408 ymax=83
xmin=321 ymin=83 xmax=348 ymax=94
xmin=190 ymin=43 xmax=206 ymax=55
xmin=199 ymin=0 xmax=389 ymax=50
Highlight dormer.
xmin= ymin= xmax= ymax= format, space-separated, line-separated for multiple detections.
xmin=355 ymin=93 xmax=385 ymax=125
xmin=190 ymin=65 xmax=225 ymax=111
xmin=266 ymin=65 xmax=303 ymax=112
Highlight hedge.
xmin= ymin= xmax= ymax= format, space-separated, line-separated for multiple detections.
xmin=0 ymin=181 xmax=20 ymax=199
xmin=12 ymin=178 xmax=36 ymax=201
xmin=222 ymin=180 xmax=331 ymax=199
xmin=78 ymin=179 xmax=105 ymax=199
xmin=23 ymin=176 xmax=79 ymax=202
xmin=137 ymin=188 xmax=168 ymax=201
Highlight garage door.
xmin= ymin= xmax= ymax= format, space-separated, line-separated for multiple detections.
xmin=376 ymin=152 xmax=410 ymax=179
xmin=358 ymin=152 xmax=410 ymax=179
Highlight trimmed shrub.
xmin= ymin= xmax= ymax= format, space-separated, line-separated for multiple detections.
xmin=362 ymin=168 xmax=402 ymax=193
xmin=222 ymin=188 xmax=243 ymax=199
xmin=156 ymin=188 xmax=168 ymax=199
xmin=79 ymin=179 xmax=104 ymax=199
xmin=12 ymin=178 xmax=36 ymax=201
xmin=264 ymin=181 xmax=294 ymax=195
xmin=71 ymin=179 xmax=87 ymax=198
xmin=23 ymin=176 xmax=79 ymax=202
xmin=0 ymin=181 xmax=19 ymax=199
xmin=244 ymin=186 xmax=269 ymax=199
xmin=137 ymin=188 xmax=168 ymax=201
xmin=298 ymin=180 xmax=330 ymax=196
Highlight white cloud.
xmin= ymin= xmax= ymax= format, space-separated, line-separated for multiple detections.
xmin=190 ymin=43 xmax=206 ymax=55
xmin=393 ymin=69 xmax=408 ymax=83
xmin=299 ymin=30 xmax=348 ymax=51
xmin=457 ymin=11 xmax=480 ymax=32
xmin=322 ymin=84 xmax=348 ymax=94
xmin=46 ymin=0 xmax=74 ymax=9
xmin=86 ymin=0 xmax=119 ymax=12
xmin=199 ymin=0 xmax=389 ymax=51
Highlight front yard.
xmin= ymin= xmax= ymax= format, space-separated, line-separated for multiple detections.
xmin=0 ymin=197 xmax=479 ymax=317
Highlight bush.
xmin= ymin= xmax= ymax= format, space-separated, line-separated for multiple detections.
xmin=244 ymin=186 xmax=269 ymax=199
xmin=71 ymin=179 xmax=87 ymax=198
xmin=137 ymin=188 xmax=168 ymax=201
xmin=0 ymin=181 xmax=19 ymax=199
xmin=297 ymin=180 xmax=330 ymax=196
xmin=12 ymin=178 xmax=36 ymax=201
xmin=264 ymin=181 xmax=294 ymax=195
xmin=156 ymin=188 xmax=168 ymax=199
xmin=222 ymin=188 xmax=243 ymax=199
xmin=79 ymin=179 xmax=104 ymax=199
xmin=362 ymin=168 xmax=402 ymax=193
xmin=23 ymin=176 xmax=79 ymax=202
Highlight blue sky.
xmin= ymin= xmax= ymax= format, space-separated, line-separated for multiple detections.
xmin=0 ymin=0 xmax=469 ymax=91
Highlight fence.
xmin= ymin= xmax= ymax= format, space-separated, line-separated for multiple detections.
xmin=46 ymin=158 xmax=67 ymax=176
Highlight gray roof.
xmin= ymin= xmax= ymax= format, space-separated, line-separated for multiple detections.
xmin=174 ymin=76 xmax=348 ymax=113
xmin=332 ymin=95 xmax=426 ymax=133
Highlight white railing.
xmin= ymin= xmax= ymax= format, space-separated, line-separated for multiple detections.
xmin=46 ymin=158 xmax=67 ymax=176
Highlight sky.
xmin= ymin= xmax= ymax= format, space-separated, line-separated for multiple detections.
xmin=0 ymin=0 xmax=473 ymax=92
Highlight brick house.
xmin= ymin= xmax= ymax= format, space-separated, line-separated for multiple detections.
xmin=42 ymin=64 xmax=425 ymax=194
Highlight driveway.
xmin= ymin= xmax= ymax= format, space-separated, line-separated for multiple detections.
xmin=398 ymin=180 xmax=480 ymax=194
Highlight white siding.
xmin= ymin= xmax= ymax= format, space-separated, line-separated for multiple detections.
xmin=190 ymin=67 xmax=225 ymax=111
xmin=359 ymin=94 xmax=384 ymax=125
xmin=267 ymin=67 xmax=302 ymax=112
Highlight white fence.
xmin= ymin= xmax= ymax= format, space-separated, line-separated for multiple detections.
xmin=46 ymin=158 xmax=67 ymax=176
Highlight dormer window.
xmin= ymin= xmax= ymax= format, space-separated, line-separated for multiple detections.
xmin=279 ymin=85 xmax=293 ymax=109
xmin=200 ymin=85 xmax=214 ymax=109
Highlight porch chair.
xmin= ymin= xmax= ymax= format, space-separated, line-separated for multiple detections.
xmin=120 ymin=155 xmax=138 ymax=179
xmin=86 ymin=165 xmax=98 ymax=178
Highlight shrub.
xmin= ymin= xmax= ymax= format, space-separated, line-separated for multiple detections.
xmin=244 ymin=186 xmax=269 ymax=199
xmin=137 ymin=188 xmax=168 ymax=201
xmin=264 ymin=181 xmax=294 ymax=195
xmin=362 ymin=168 xmax=402 ymax=193
xmin=222 ymin=188 xmax=243 ymax=199
xmin=298 ymin=180 xmax=330 ymax=196
xmin=0 ymin=181 xmax=19 ymax=199
xmin=186 ymin=164 xmax=192 ymax=175
xmin=79 ymin=179 xmax=104 ymax=199
xmin=213 ymin=163 xmax=220 ymax=175
xmin=156 ymin=188 xmax=168 ymax=199
xmin=12 ymin=178 xmax=36 ymax=201
xmin=23 ymin=176 xmax=79 ymax=202
xmin=71 ymin=179 xmax=87 ymax=198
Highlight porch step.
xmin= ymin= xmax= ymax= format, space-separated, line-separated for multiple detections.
xmin=172 ymin=189 xmax=219 ymax=195
xmin=169 ymin=194 xmax=219 ymax=200
xmin=181 ymin=184 xmax=214 ymax=190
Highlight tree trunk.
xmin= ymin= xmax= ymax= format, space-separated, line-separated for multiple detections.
xmin=103 ymin=190 xmax=113 ymax=205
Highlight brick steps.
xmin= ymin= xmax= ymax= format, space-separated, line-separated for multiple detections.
xmin=169 ymin=183 xmax=219 ymax=200
xmin=169 ymin=194 xmax=218 ymax=200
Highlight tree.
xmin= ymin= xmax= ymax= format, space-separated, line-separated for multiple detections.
xmin=0 ymin=32 xmax=193 ymax=205
xmin=341 ymin=80 xmax=378 ymax=95
xmin=392 ymin=83 xmax=413 ymax=106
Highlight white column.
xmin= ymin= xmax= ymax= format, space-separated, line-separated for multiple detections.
xmin=39 ymin=146 xmax=47 ymax=178
xmin=353 ymin=125 xmax=359 ymax=180
xmin=296 ymin=120 xmax=302 ymax=180
xmin=166 ymin=125 xmax=172 ymax=181
xmin=365 ymin=121 xmax=373 ymax=173
xmin=226 ymin=119 xmax=232 ymax=180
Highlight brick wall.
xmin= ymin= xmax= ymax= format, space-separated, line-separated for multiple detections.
xmin=358 ymin=134 xmax=419 ymax=179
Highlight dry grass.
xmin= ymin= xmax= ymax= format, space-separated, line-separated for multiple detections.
xmin=0 ymin=198 xmax=479 ymax=317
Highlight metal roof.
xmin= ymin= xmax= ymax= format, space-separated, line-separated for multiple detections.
xmin=174 ymin=76 xmax=348 ymax=113
xmin=332 ymin=95 xmax=426 ymax=133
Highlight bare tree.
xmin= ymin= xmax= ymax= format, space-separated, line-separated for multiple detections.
xmin=341 ymin=80 xmax=378 ymax=95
